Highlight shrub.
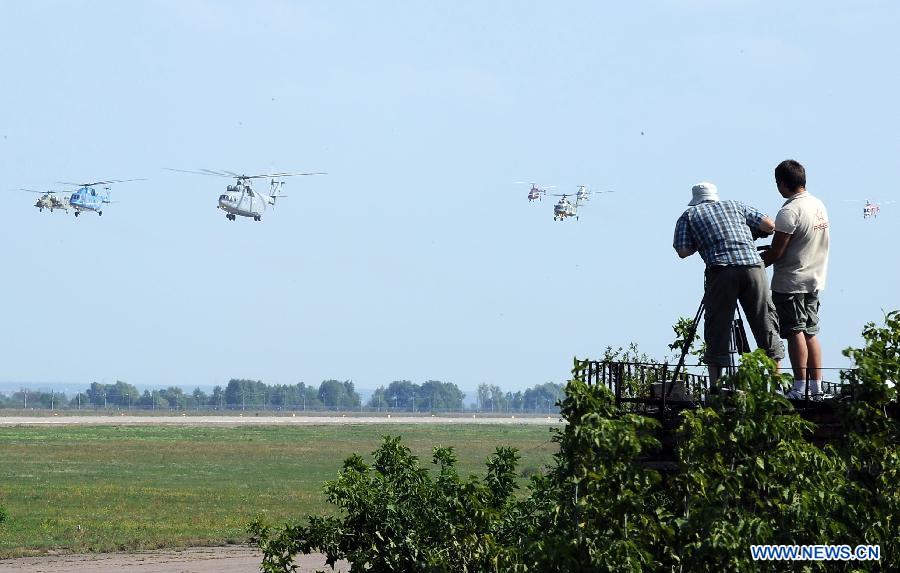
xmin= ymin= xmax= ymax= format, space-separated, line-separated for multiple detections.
xmin=254 ymin=313 xmax=900 ymax=571
xmin=250 ymin=436 xmax=522 ymax=572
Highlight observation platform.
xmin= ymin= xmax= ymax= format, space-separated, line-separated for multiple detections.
xmin=575 ymin=360 xmax=899 ymax=471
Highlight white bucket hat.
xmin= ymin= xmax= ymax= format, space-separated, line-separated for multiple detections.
xmin=688 ymin=182 xmax=719 ymax=206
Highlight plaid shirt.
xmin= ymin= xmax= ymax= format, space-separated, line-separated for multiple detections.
xmin=673 ymin=200 xmax=765 ymax=266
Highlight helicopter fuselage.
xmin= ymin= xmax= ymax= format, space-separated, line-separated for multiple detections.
xmin=35 ymin=196 xmax=66 ymax=212
xmin=217 ymin=180 xmax=285 ymax=221
xmin=69 ymin=186 xmax=109 ymax=216
xmin=553 ymin=199 xmax=578 ymax=220
xmin=218 ymin=184 xmax=276 ymax=221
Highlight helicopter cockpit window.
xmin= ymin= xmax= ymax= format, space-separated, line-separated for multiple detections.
xmin=90 ymin=189 xmax=95 ymax=196
xmin=246 ymin=190 xmax=254 ymax=197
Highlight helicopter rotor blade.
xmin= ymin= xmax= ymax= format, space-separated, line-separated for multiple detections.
xmin=21 ymin=188 xmax=54 ymax=194
xmin=97 ymin=178 xmax=146 ymax=185
xmin=163 ymin=167 xmax=222 ymax=177
xmin=245 ymin=171 xmax=327 ymax=179
xmin=55 ymin=178 xmax=145 ymax=187
xmin=200 ymin=169 xmax=232 ymax=177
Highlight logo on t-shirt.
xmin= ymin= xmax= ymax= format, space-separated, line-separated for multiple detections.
xmin=813 ymin=209 xmax=829 ymax=231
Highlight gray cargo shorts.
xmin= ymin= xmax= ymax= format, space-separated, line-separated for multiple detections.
xmin=772 ymin=291 xmax=820 ymax=338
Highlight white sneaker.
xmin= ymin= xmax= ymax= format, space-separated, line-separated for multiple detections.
xmin=785 ymin=389 xmax=805 ymax=399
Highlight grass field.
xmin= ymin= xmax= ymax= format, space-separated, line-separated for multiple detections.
xmin=0 ymin=423 xmax=557 ymax=557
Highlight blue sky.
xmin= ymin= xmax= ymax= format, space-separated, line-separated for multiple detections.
xmin=1 ymin=1 xmax=898 ymax=394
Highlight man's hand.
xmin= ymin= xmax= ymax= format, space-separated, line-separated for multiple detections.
xmin=762 ymin=231 xmax=792 ymax=267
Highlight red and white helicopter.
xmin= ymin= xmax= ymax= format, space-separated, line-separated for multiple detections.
xmin=845 ymin=199 xmax=895 ymax=219
xmin=862 ymin=200 xmax=896 ymax=219
xmin=516 ymin=181 xmax=555 ymax=202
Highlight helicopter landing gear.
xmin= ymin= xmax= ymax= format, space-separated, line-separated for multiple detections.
xmin=74 ymin=211 xmax=80 ymax=217
xmin=254 ymin=215 xmax=261 ymax=222
xmin=226 ymin=213 xmax=236 ymax=221
xmin=98 ymin=211 xmax=102 ymax=216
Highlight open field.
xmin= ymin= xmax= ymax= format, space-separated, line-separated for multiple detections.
xmin=0 ymin=422 xmax=558 ymax=558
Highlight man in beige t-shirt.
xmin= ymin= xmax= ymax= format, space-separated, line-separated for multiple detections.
xmin=762 ymin=160 xmax=830 ymax=399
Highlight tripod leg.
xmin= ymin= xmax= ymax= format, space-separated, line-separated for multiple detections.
xmin=669 ymin=299 xmax=704 ymax=398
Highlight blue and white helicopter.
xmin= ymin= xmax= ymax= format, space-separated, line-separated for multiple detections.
xmin=164 ymin=168 xmax=325 ymax=221
xmin=55 ymin=178 xmax=144 ymax=217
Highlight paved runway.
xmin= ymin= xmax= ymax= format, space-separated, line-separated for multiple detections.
xmin=0 ymin=414 xmax=562 ymax=426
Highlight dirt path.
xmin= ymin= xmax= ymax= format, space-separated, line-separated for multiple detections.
xmin=0 ymin=546 xmax=348 ymax=573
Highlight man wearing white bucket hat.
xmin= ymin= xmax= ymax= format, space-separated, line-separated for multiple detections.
xmin=673 ymin=182 xmax=784 ymax=382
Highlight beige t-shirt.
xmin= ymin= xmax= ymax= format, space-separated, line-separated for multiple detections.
xmin=772 ymin=191 xmax=830 ymax=293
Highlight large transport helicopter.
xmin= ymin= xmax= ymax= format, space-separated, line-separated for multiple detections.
xmin=164 ymin=168 xmax=325 ymax=221
xmin=55 ymin=178 xmax=144 ymax=217
xmin=22 ymin=189 xmax=70 ymax=213
xmin=551 ymin=185 xmax=615 ymax=221
xmin=552 ymin=193 xmax=580 ymax=221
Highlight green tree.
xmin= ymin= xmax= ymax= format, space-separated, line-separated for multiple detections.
xmin=383 ymin=380 xmax=418 ymax=410
xmin=419 ymin=380 xmax=464 ymax=411
xmin=368 ymin=385 xmax=388 ymax=409
xmin=522 ymin=382 xmax=563 ymax=413
xmin=670 ymin=351 xmax=847 ymax=570
xmin=476 ymin=383 xmax=506 ymax=411
xmin=833 ymin=311 xmax=900 ymax=566
xmin=318 ymin=379 xmax=361 ymax=409
xmin=251 ymin=437 xmax=521 ymax=572
xmin=509 ymin=364 xmax=668 ymax=571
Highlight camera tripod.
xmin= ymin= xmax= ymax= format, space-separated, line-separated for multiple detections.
xmin=668 ymin=294 xmax=751 ymax=397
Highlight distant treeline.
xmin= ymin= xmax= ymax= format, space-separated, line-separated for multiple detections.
xmin=0 ymin=379 xmax=564 ymax=412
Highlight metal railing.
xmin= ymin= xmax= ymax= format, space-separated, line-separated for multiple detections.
xmin=573 ymin=359 xmax=883 ymax=412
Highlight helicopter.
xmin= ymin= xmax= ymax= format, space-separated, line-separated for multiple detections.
xmin=22 ymin=189 xmax=70 ymax=213
xmin=844 ymin=199 xmax=896 ymax=219
xmin=514 ymin=181 xmax=554 ymax=202
xmin=574 ymin=185 xmax=615 ymax=203
xmin=55 ymin=178 xmax=144 ymax=217
xmin=862 ymin=200 xmax=896 ymax=219
xmin=551 ymin=193 xmax=581 ymax=221
xmin=164 ymin=168 xmax=326 ymax=221
xmin=550 ymin=186 xmax=615 ymax=221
